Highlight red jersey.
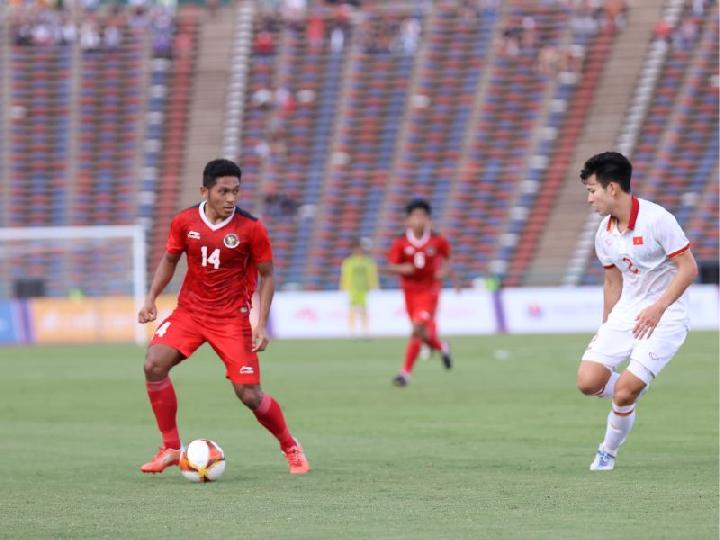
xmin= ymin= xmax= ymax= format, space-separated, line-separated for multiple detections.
xmin=388 ymin=229 xmax=451 ymax=293
xmin=166 ymin=202 xmax=273 ymax=320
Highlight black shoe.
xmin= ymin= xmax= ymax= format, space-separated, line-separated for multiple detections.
xmin=392 ymin=374 xmax=409 ymax=387
xmin=440 ymin=342 xmax=452 ymax=370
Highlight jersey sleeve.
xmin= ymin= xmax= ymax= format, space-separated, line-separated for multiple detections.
xmin=165 ymin=214 xmax=187 ymax=254
xmin=251 ymin=220 xmax=273 ymax=264
xmin=388 ymin=238 xmax=404 ymax=264
xmin=657 ymin=211 xmax=690 ymax=259
xmin=594 ymin=228 xmax=614 ymax=269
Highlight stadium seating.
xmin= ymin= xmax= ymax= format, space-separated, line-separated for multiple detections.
xmin=304 ymin=6 xmax=422 ymax=289
xmin=435 ymin=4 xmax=576 ymax=285
xmin=73 ymin=24 xmax=144 ymax=226
xmin=373 ymin=3 xmax=498 ymax=288
xmin=233 ymin=8 xmax=351 ymax=287
xmin=1 ymin=2 xmax=717 ymax=296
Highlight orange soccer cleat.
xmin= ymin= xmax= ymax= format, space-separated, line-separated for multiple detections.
xmin=283 ymin=441 xmax=310 ymax=475
xmin=140 ymin=447 xmax=181 ymax=474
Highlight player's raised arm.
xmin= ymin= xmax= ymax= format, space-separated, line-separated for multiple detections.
xmin=253 ymin=260 xmax=275 ymax=351
xmin=601 ymin=265 xmax=622 ymax=323
xmin=138 ymin=251 xmax=182 ymax=324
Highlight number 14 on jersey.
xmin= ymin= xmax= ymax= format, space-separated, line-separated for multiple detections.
xmin=201 ymin=246 xmax=221 ymax=269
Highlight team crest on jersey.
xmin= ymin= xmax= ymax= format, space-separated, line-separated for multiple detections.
xmin=224 ymin=233 xmax=239 ymax=248
xmin=187 ymin=231 xmax=200 ymax=240
xmin=426 ymin=247 xmax=436 ymax=256
xmin=404 ymin=246 xmax=414 ymax=255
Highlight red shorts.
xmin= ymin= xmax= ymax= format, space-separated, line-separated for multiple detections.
xmin=150 ymin=307 xmax=260 ymax=385
xmin=404 ymin=289 xmax=440 ymax=324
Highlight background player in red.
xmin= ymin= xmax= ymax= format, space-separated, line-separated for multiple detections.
xmin=137 ymin=159 xmax=310 ymax=475
xmin=387 ymin=199 xmax=454 ymax=387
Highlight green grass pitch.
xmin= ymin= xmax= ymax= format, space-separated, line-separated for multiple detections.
xmin=0 ymin=332 xmax=717 ymax=539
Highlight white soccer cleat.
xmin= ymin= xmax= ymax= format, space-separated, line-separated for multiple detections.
xmin=589 ymin=446 xmax=616 ymax=471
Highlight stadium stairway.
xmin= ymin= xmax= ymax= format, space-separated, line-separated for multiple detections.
xmin=520 ymin=0 xmax=664 ymax=286
xmin=180 ymin=6 xmax=236 ymax=210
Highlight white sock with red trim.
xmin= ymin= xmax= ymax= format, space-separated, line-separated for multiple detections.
xmin=601 ymin=402 xmax=636 ymax=455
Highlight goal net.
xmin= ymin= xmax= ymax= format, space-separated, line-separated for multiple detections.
xmin=0 ymin=225 xmax=147 ymax=344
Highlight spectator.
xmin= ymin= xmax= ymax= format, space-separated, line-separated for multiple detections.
xmin=398 ymin=17 xmax=421 ymax=55
xmin=103 ymin=24 xmax=121 ymax=50
xmin=307 ymin=15 xmax=325 ymax=51
xmin=255 ymin=28 xmax=275 ymax=54
xmin=654 ymin=19 xmax=672 ymax=42
xmin=502 ymin=24 xmax=521 ymax=56
xmin=521 ymin=15 xmax=537 ymax=49
xmin=538 ymin=43 xmax=560 ymax=74
xmin=80 ymin=19 xmax=100 ymax=51
xmin=330 ymin=24 xmax=344 ymax=53
xmin=60 ymin=16 xmax=76 ymax=44
xmin=252 ymin=88 xmax=273 ymax=109
xmin=674 ymin=17 xmax=698 ymax=50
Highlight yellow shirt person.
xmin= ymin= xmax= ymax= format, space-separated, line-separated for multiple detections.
xmin=340 ymin=241 xmax=378 ymax=337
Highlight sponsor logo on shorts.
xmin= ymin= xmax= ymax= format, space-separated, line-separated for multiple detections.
xmin=187 ymin=231 xmax=201 ymax=240
xmin=239 ymin=366 xmax=254 ymax=375
xmin=224 ymin=233 xmax=239 ymax=248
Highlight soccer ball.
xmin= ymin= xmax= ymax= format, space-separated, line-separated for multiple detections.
xmin=179 ymin=439 xmax=226 ymax=482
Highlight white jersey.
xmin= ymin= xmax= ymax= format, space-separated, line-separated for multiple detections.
xmin=594 ymin=197 xmax=690 ymax=323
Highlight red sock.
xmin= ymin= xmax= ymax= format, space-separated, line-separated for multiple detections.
xmin=424 ymin=321 xmax=443 ymax=351
xmin=403 ymin=336 xmax=422 ymax=375
xmin=253 ymin=394 xmax=295 ymax=451
xmin=146 ymin=377 xmax=180 ymax=450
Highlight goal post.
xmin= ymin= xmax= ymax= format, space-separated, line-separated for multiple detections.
xmin=0 ymin=224 xmax=147 ymax=345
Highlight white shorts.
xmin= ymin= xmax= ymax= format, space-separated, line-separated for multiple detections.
xmin=581 ymin=314 xmax=688 ymax=385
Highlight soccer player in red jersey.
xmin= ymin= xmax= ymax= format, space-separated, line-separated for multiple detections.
xmin=387 ymin=199 xmax=453 ymax=387
xmin=137 ymin=159 xmax=309 ymax=475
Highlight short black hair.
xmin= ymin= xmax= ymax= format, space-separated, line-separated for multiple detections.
xmin=580 ymin=152 xmax=632 ymax=192
xmin=405 ymin=198 xmax=432 ymax=215
xmin=203 ymin=159 xmax=242 ymax=188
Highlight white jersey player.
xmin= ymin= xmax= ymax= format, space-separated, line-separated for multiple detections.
xmin=575 ymin=152 xmax=698 ymax=471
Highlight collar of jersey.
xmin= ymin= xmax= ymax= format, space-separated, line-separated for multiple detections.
xmin=198 ymin=201 xmax=235 ymax=231
xmin=405 ymin=228 xmax=430 ymax=247
xmin=607 ymin=196 xmax=639 ymax=233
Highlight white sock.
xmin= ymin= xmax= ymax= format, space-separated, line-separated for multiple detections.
xmin=602 ymin=402 xmax=636 ymax=455
xmin=595 ymin=370 xmax=620 ymax=399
